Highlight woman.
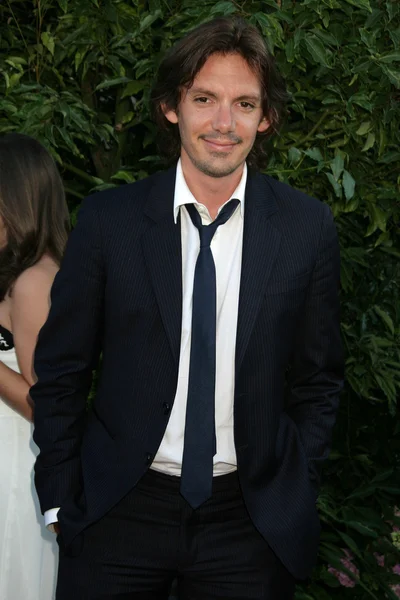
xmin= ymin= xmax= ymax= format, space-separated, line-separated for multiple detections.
xmin=0 ymin=133 xmax=70 ymax=599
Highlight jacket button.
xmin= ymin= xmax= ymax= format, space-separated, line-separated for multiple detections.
xmin=145 ymin=453 xmax=152 ymax=465
xmin=163 ymin=402 xmax=171 ymax=415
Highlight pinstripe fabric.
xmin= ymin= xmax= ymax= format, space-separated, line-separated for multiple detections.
xmin=31 ymin=165 xmax=344 ymax=580
xmin=56 ymin=470 xmax=296 ymax=599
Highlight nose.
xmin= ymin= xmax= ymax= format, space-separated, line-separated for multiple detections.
xmin=212 ymin=103 xmax=235 ymax=134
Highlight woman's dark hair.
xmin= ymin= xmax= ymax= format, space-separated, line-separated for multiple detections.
xmin=0 ymin=133 xmax=70 ymax=301
xmin=151 ymin=16 xmax=288 ymax=169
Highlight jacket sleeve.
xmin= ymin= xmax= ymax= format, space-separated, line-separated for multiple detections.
xmin=286 ymin=204 xmax=344 ymax=492
xmin=31 ymin=196 xmax=105 ymax=513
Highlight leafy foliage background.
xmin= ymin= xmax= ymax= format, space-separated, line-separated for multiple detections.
xmin=1 ymin=0 xmax=399 ymax=598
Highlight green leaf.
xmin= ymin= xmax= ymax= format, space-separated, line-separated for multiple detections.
xmin=349 ymin=93 xmax=374 ymax=111
xmin=2 ymin=72 xmax=10 ymax=89
xmin=346 ymin=485 xmax=377 ymax=500
xmin=374 ymin=374 xmax=397 ymax=404
xmin=304 ymin=35 xmax=332 ymax=68
xmin=95 ymin=77 xmax=130 ymax=91
xmin=336 ymin=532 xmax=363 ymax=559
xmin=330 ymin=152 xmax=345 ymax=181
xmin=111 ymin=170 xmax=136 ymax=183
xmin=288 ymin=147 xmax=302 ymax=164
xmin=56 ymin=126 xmax=82 ymax=157
xmin=120 ymin=111 xmax=134 ymax=124
xmin=139 ymin=10 xmax=162 ymax=33
xmin=56 ymin=0 xmax=68 ymax=12
xmin=362 ymin=132 xmax=375 ymax=152
xmin=57 ymin=101 xmax=71 ymax=122
xmin=41 ymin=32 xmax=55 ymax=56
xmin=253 ymin=12 xmax=273 ymax=28
xmin=327 ymin=137 xmax=349 ymax=149
xmin=343 ymin=0 xmax=372 ymax=11
xmin=285 ymin=38 xmax=295 ymax=63
xmin=342 ymin=170 xmax=356 ymax=201
xmin=378 ymin=151 xmax=400 ymax=164
xmin=139 ymin=155 xmax=161 ymax=163
xmin=377 ymin=52 xmax=400 ymax=63
xmin=319 ymin=545 xmax=347 ymax=564
xmin=374 ymin=306 xmax=394 ymax=335
xmin=253 ymin=13 xmax=283 ymax=51
xmin=135 ymin=59 xmax=152 ymax=79
xmin=304 ymin=147 xmax=324 ymax=162
xmin=377 ymin=485 xmax=400 ymax=494
xmin=347 ymin=521 xmax=378 ymax=537
xmin=326 ymin=173 xmax=342 ymax=198
xmin=9 ymin=72 xmax=23 ymax=89
xmin=366 ymin=204 xmax=387 ymax=234
xmin=312 ymin=28 xmax=340 ymax=47
xmin=210 ymin=1 xmax=237 ymax=15
xmin=68 ymin=106 xmax=91 ymax=133
xmin=74 ymin=50 xmax=87 ymax=73
xmin=381 ymin=65 xmax=400 ymax=88
xmin=120 ymin=81 xmax=145 ymax=99
xmin=5 ymin=56 xmax=28 ymax=67
xmin=294 ymin=28 xmax=304 ymax=49
xmin=359 ymin=28 xmax=377 ymax=50
xmin=387 ymin=0 xmax=399 ymax=21
xmin=356 ymin=121 xmax=372 ymax=135
xmin=365 ymin=8 xmax=382 ymax=27
xmin=322 ymin=96 xmax=340 ymax=105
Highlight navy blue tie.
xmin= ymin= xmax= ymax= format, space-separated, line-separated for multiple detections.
xmin=180 ymin=199 xmax=240 ymax=509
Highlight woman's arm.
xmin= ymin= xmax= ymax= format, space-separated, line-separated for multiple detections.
xmin=0 ymin=262 xmax=57 ymax=421
xmin=0 ymin=360 xmax=32 ymax=420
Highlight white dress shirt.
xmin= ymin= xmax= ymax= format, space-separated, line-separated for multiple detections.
xmin=151 ymin=160 xmax=246 ymax=476
xmin=45 ymin=160 xmax=246 ymax=527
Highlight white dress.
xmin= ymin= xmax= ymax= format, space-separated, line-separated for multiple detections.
xmin=0 ymin=325 xmax=58 ymax=600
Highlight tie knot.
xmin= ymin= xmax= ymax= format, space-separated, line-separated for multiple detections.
xmin=185 ymin=199 xmax=240 ymax=248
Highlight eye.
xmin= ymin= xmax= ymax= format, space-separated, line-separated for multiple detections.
xmin=194 ymin=97 xmax=211 ymax=104
xmin=239 ymin=101 xmax=255 ymax=110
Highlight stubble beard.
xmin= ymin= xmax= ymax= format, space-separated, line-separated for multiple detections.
xmin=191 ymin=156 xmax=241 ymax=178
xmin=187 ymin=142 xmax=246 ymax=178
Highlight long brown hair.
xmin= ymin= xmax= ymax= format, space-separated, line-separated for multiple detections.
xmin=151 ymin=16 xmax=289 ymax=169
xmin=0 ymin=133 xmax=70 ymax=302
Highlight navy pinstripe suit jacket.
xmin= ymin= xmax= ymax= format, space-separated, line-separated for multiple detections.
xmin=31 ymin=165 xmax=344 ymax=579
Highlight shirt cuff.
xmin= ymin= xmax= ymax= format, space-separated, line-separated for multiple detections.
xmin=44 ymin=507 xmax=60 ymax=532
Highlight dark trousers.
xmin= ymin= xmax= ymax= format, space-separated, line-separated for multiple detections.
xmin=56 ymin=469 xmax=296 ymax=599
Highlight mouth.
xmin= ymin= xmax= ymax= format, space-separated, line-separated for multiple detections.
xmin=202 ymin=138 xmax=238 ymax=152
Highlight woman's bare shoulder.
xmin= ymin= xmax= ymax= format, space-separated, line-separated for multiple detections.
xmin=12 ymin=255 xmax=59 ymax=300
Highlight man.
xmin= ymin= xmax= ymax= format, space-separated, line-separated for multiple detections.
xmin=31 ymin=15 xmax=344 ymax=600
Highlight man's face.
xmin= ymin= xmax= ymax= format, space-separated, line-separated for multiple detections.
xmin=163 ymin=52 xmax=270 ymax=178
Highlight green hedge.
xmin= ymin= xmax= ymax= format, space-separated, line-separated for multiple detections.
xmin=1 ymin=1 xmax=399 ymax=598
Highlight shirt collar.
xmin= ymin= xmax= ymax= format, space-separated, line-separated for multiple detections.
xmin=173 ymin=159 xmax=247 ymax=224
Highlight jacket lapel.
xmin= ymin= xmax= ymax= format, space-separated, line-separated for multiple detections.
xmin=235 ymin=171 xmax=281 ymax=373
xmin=141 ymin=166 xmax=182 ymax=365
xmin=141 ymin=166 xmax=281 ymax=371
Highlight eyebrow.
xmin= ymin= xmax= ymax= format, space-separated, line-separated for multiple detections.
xmin=188 ymin=87 xmax=262 ymax=104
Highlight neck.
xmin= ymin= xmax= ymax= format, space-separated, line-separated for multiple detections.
xmin=180 ymin=155 xmax=244 ymax=220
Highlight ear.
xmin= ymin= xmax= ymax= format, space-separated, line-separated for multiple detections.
xmin=257 ymin=116 xmax=270 ymax=134
xmin=161 ymin=102 xmax=179 ymax=125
